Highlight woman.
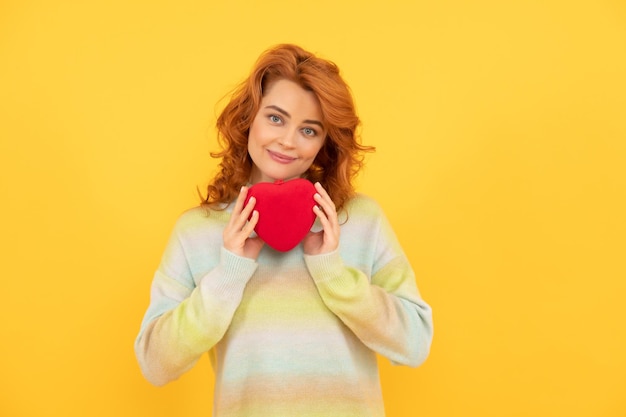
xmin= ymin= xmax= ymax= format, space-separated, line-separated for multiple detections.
xmin=135 ymin=44 xmax=433 ymax=417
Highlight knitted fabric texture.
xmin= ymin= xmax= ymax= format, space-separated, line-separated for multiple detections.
xmin=135 ymin=194 xmax=433 ymax=417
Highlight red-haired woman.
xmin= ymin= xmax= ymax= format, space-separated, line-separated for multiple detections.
xmin=135 ymin=44 xmax=433 ymax=417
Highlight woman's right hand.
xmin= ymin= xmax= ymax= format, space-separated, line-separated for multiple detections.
xmin=223 ymin=185 xmax=265 ymax=260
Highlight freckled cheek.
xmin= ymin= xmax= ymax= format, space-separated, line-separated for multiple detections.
xmin=299 ymin=147 xmax=317 ymax=161
xmin=249 ymin=130 xmax=270 ymax=150
xmin=303 ymin=141 xmax=325 ymax=160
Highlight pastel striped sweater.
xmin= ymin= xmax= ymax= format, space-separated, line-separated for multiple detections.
xmin=135 ymin=194 xmax=433 ymax=417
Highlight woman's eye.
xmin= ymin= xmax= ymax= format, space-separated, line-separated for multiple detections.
xmin=302 ymin=127 xmax=316 ymax=137
xmin=269 ymin=115 xmax=282 ymax=124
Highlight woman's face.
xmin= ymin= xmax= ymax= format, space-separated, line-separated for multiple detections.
xmin=248 ymin=79 xmax=326 ymax=184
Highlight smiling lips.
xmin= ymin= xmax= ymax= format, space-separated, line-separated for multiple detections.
xmin=268 ymin=149 xmax=297 ymax=164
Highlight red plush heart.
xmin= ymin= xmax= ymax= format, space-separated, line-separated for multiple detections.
xmin=244 ymin=178 xmax=317 ymax=252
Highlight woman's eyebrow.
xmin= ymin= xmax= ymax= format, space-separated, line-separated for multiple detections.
xmin=265 ymin=105 xmax=291 ymax=118
xmin=264 ymin=105 xmax=324 ymax=128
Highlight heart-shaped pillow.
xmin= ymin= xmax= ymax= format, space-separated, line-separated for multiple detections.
xmin=244 ymin=178 xmax=317 ymax=252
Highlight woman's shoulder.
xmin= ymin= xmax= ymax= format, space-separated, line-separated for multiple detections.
xmin=344 ymin=193 xmax=385 ymax=217
xmin=172 ymin=204 xmax=230 ymax=234
xmin=337 ymin=193 xmax=389 ymax=229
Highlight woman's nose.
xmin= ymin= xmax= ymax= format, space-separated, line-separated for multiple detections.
xmin=278 ymin=129 xmax=297 ymax=148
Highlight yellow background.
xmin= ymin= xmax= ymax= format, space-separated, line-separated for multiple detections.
xmin=1 ymin=0 xmax=625 ymax=416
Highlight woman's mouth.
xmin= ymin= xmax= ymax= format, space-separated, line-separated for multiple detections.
xmin=268 ymin=150 xmax=297 ymax=164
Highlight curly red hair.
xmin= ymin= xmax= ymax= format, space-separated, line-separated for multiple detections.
xmin=203 ymin=44 xmax=374 ymax=211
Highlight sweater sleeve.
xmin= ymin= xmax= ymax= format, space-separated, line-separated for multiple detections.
xmin=303 ymin=205 xmax=433 ymax=367
xmin=134 ymin=221 xmax=258 ymax=386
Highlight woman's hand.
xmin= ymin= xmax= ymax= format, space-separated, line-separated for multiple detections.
xmin=223 ymin=186 xmax=265 ymax=259
xmin=303 ymin=182 xmax=340 ymax=256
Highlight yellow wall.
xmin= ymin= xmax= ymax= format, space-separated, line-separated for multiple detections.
xmin=1 ymin=1 xmax=625 ymax=416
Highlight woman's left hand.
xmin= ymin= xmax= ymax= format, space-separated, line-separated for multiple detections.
xmin=303 ymin=182 xmax=340 ymax=255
